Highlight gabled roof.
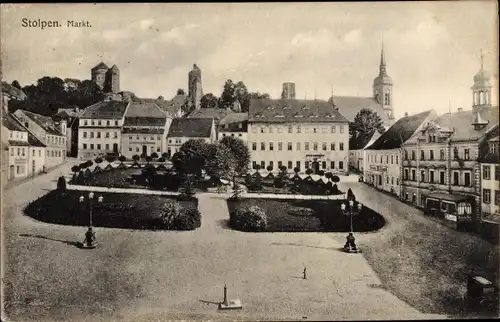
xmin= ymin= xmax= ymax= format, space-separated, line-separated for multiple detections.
xmin=188 ymin=108 xmax=232 ymax=120
xmin=137 ymin=95 xmax=186 ymax=116
xmin=80 ymin=100 xmax=129 ymax=119
xmin=168 ymin=118 xmax=213 ymax=138
xmin=1 ymin=82 xmax=27 ymax=100
xmin=55 ymin=108 xmax=81 ymax=118
xmin=349 ymin=130 xmax=381 ymax=150
xmin=15 ymin=110 xmax=63 ymax=136
xmin=367 ymin=110 xmax=434 ymax=150
xmin=219 ymin=112 xmax=248 ymax=125
xmin=123 ymin=101 xmax=167 ymax=127
xmin=3 ymin=113 xmax=45 ymax=147
xmin=433 ymin=106 xmax=499 ymax=142
xmin=328 ymin=95 xmax=391 ymax=124
xmin=91 ymin=62 xmax=109 ymax=70
xmin=478 ymin=123 xmax=499 ymax=164
xmin=249 ymin=99 xmax=349 ymax=123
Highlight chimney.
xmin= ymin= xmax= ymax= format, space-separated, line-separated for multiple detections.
xmin=457 ymin=107 xmax=463 ymax=112
xmin=404 ymin=112 xmax=409 ymax=117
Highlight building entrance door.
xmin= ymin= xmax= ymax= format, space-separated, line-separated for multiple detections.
xmin=312 ymin=161 xmax=320 ymax=174
xmin=9 ymin=165 xmax=14 ymax=179
xmin=32 ymin=160 xmax=36 ymax=175
xmin=142 ymin=145 xmax=147 ymax=156
xmin=378 ymin=175 xmax=382 ymax=186
xmin=113 ymin=143 xmax=118 ymax=153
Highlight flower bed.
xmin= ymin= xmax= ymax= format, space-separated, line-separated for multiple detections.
xmin=24 ymin=190 xmax=200 ymax=230
xmin=226 ymin=198 xmax=385 ymax=232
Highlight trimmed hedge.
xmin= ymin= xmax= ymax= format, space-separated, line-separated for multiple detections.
xmin=230 ymin=205 xmax=267 ymax=232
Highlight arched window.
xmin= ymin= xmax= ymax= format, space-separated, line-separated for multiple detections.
xmin=384 ymin=93 xmax=391 ymax=105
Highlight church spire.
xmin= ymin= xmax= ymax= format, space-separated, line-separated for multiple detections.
xmin=379 ymin=42 xmax=387 ymax=76
xmin=480 ymin=48 xmax=484 ymax=71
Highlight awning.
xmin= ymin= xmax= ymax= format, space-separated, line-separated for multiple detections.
xmin=424 ymin=192 xmax=474 ymax=203
xmin=482 ymin=213 xmax=500 ymax=225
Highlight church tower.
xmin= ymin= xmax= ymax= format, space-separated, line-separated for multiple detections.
xmin=91 ymin=62 xmax=109 ymax=90
xmin=373 ymin=44 xmax=394 ymax=122
xmin=188 ymin=64 xmax=203 ymax=111
xmin=471 ymin=49 xmax=492 ymax=111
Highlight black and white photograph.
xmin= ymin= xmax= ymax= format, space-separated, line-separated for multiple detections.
xmin=1 ymin=2 xmax=499 ymax=321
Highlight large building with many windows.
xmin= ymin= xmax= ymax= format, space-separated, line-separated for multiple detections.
xmin=218 ymin=112 xmax=248 ymax=143
xmin=247 ymin=99 xmax=349 ymax=173
xmin=166 ymin=118 xmax=216 ymax=157
xmin=478 ymin=124 xmax=499 ymax=224
xmin=78 ymin=99 xmax=130 ymax=159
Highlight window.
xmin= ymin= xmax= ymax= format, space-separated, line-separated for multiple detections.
xmin=440 ymin=171 xmax=445 ymax=184
xmin=305 ymin=142 xmax=309 ymax=151
xmin=313 ymin=127 xmax=317 ymax=134
xmin=483 ymin=189 xmax=491 ymax=204
xmin=98 ymin=120 xmax=102 ymax=126
xmin=453 ymin=172 xmax=459 ymax=185
xmin=136 ymin=147 xmax=139 ymax=152
xmin=252 ymin=142 xmax=257 ymax=151
xmin=440 ymin=149 xmax=446 ymax=161
xmin=483 ymin=165 xmax=491 ymax=180
xmin=32 ymin=149 xmax=35 ymax=157
xmin=313 ymin=143 xmax=318 ymax=151
xmin=105 ymin=132 xmax=110 ymax=138
xmin=496 ymin=166 xmax=500 ymax=181
xmin=464 ymin=172 xmax=471 ymax=186
xmin=39 ymin=150 xmax=41 ymax=157
xmin=296 ymin=142 xmax=301 ymax=151
xmin=384 ymin=93 xmax=390 ymax=105
xmin=330 ymin=161 xmax=335 ymax=169
xmin=404 ymin=150 xmax=408 ymax=160
xmin=429 ymin=170 xmax=434 ymax=183
xmin=411 ymin=169 xmax=416 ymax=181
xmin=115 ymin=120 xmax=118 ymax=126
xmin=296 ymin=161 xmax=300 ymax=169
xmin=387 ymin=177 xmax=389 ymax=184
xmin=411 ymin=150 xmax=415 ymax=160
xmin=261 ymin=142 xmax=265 ymax=151
xmin=430 ymin=150 xmax=434 ymax=161
xmin=260 ymin=127 xmax=265 ymax=133
xmin=269 ymin=142 xmax=274 ymax=151
xmin=267 ymin=161 xmax=273 ymax=169
xmin=114 ymin=132 xmax=118 ymax=139
xmin=288 ymin=161 xmax=292 ymax=169
xmin=386 ymin=155 xmax=389 ymax=164
xmin=396 ymin=155 xmax=399 ymax=164
xmin=84 ymin=120 xmax=88 ymax=126
xmin=340 ymin=126 xmax=344 ymax=134
xmin=288 ymin=126 xmax=293 ymax=133
xmin=278 ymin=142 xmax=283 ymax=151
xmin=490 ymin=142 xmax=499 ymax=154
xmin=91 ymin=120 xmax=95 ymax=126
xmin=297 ymin=125 xmax=301 ymax=133
xmin=90 ymin=132 xmax=94 ymax=138
xmin=339 ymin=143 xmax=344 ymax=151
xmin=97 ymin=132 xmax=101 ymax=138
xmin=277 ymin=127 xmax=282 ymax=133
xmin=90 ymin=144 xmax=94 ymax=150
xmin=104 ymin=144 xmax=109 ymax=150
xmin=83 ymin=132 xmax=87 ymax=138
xmin=305 ymin=161 xmax=309 ymax=169
xmin=420 ymin=150 xmax=425 ymax=160
xmin=252 ymin=161 xmax=257 ymax=169
xmin=269 ymin=127 xmax=273 ymax=134
xmin=420 ymin=170 xmax=425 ymax=182
xmin=391 ymin=155 xmax=394 ymax=164
xmin=391 ymin=177 xmax=394 ymax=185
xmin=495 ymin=190 xmax=500 ymax=205
xmin=97 ymin=144 xmax=101 ymax=150
xmin=83 ymin=144 xmax=87 ymax=149
xmin=17 ymin=148 xmax=20 ymax=156
xmin=322 ymin=143 xmax=327 ymax=151
xmin=331 ymin=126 xmax=336 ymax=133
xmin=464 ymin=148 xmax=470 ymax=160
xmin=157 ymin=136 xmax=161 ymax=140
xmin=322 ymin=161 xmax=326 ymax=169
xmin=260 ymin=161 xmax=265 ymax=169
xmin=397 ymin=178 xmax=399 ymax=185
xmin=278 ymin=161 xmax=282 ymax=168
xmin=339 ymin=161 xmax=343 ymax=170
xmin=288 ymin=142 xmax=292 ymax=151
xmin=330 ymin=143 xmax=335 ymax=150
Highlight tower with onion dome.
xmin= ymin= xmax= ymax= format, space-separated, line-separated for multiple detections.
xmin=471 ymin=49 xmax=492 ymax=111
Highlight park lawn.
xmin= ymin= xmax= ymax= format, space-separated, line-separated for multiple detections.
xmin=76 ymin=168 xmax=142 ymax=188
xmin=361 ymin=218 xmax=500 ymax=317
xmin=24 ymin=189 xmax=198 ymax=230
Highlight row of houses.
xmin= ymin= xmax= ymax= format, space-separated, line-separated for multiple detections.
xmin=349 ymin=61 xmax=499 ymax=227
xmin=1 ymin=82 xmax=67 ymax=184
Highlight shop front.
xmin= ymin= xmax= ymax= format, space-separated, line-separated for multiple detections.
xmin=423 ymin=192 xmax=475 ymax=231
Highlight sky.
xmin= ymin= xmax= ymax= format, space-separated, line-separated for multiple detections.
xmin=1 ymin=2 xmax=498 ymax=119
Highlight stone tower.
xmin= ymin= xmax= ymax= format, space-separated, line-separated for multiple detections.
xmin=281 ymin=82 xmax=296 ymax=99
xmin=105 ymin=65 xmax=120 ymax=94
xmin=91 ymin=62 xmax=109 ymax=90
xmin=188 ymin=64 xmax=203 ymax=110
xmin=471 ymin=50 xmax=492 ymax=110
xmin=373 ymin=44 xmax=394 ymax=122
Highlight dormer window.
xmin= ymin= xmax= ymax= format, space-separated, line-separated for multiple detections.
xmin=309 ymin=113 xmax=318 ymax=118
xmin=283 ymin=104 xmax=291 ymax=109
xmin=294 ymin=113 xmax=303 ymax=118
xmin=301 ymin=105 xmax=309 ymax=110
xmin=325 ymin=113 xmax=334 ymax=118
xmin=275 ymin=113 xmax=284 ymax=118
xmin=490 ymin=142 xmax=499 ymax=154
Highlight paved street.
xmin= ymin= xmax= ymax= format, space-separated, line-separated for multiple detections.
xmin=3 ymin=165 xmax=451 ymax=321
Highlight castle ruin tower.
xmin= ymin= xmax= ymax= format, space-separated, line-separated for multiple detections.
xmin=471 ymin=49 xmax=492 ymax=111
xmin=91 ymin=62 xmax=109 ymax=90
xmin=105 ymin=65 xmax=120 ymax=94
xmin=188 ymin=64 xmax=203 ymax=110
xmin=372 ymin=44 xmax=394 ymax=122
xmin=281 ymin=82 xmax=296 ymax=99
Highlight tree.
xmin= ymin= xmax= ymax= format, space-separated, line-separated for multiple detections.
xmin=204 ymin=144 xmax=236 ymax=181
xmin=71 ymin=165 xmax=80 ymax=174
xmin=350 ymin=108 xmax=385 ymax=137
xmin=176 ymin=89 xmax=185 ymax=96
xmin=234 ymin=81 xmax=250 ymax=112
xmin=161 ymin=152 xmax=169 ymax=159
xmin=318 ymin=170 xmax=325 ymax=176
xmin=105 ymin=154 xmax=116 ymax=164
xmin=220 ymin=136 xmax=251 ymax=175
xmin=200 ymin=93 xmax=219 ymax=109
xmin=173 ymin=139 xmax=210 ymax=176
xmin=266 ymin=165 xmax=273 ymax=172
xmin=118 ymin=155 xmax=126 ymax=164
xmin=219 ymin=79 xmax=236 ymax=109
xmin=94 ymin=157 xmax=103 ymax=169
xmin=11 ymin=80 xmax=22 ymax=89
xmin=254 ymin=164 xmax=261 ymax=171
xmin=132 ymin=155 xmax=140 ymax=162
xmin=305 ymin=169 xmax=313 ymax=175
xmin=331 ymin=175 xmax=340 ymax=184
xmin=293 ymin=167 xmax=300 ymax=174
xmin=150 ymin=152 xmax=159 ymax=160
xmin=145 ymin=156 xmax=153 ymax=164
xmin=347 ymin=188 xmax=356 ymax=202
xmin=248 ymin=92 xmax=270 ymax=100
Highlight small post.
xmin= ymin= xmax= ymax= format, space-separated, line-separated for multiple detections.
xmin=223 ymin=284 xmax=228 ymax=306
xmin=303 ymin=267 xmax=307 ymax=280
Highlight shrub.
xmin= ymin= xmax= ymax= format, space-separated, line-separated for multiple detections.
xmin=230 ymin=206 xmax=267 ymax=232
xmin=305 ymin=169 xmax=313 ymax=175
xmin=57 ymin=176 xmax=67 ymax=191
xmin=172 ymin=208 xmax=201 ymax=230
xmin=331 ymin=175 xmax=340 ymax=183
xmin=71 ymin=165 xmax=80 ymax=173
xmin=266 ymin=165 xmax=273 ymax=172
xmin=155 ymin=200 xmax=184 ymax=229
xmin=132 ymin=155 xmax=140 ymax=162
xmin=158 ymin=157 xmax=165 ymax=163
xmin=142 ymin=163 xmax=157 ymax=179
xmin=179 ymin=174 xmax=198 ymax=197
xmin=84 ymin=168 xmax=92 ymax=177
xmin=288 ymin=206 xmax=314 ymax=217
xmin=161 ymin=152 xmax=169 ymax=160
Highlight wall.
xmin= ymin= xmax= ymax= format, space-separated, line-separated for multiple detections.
xmin=78 ymin=118 xmax=123 ymax=159
xmin=45 ymin=133 xmax=66 ymax=168
xmin=8 ymin=145 xmax=29 ymax=179
xmin=219 ymin=131 xmax=246 ymax=142
xmin=121 ymin=131 xmax=165 ymax=159
xmin=481 ymin=163 xmax=499 ymax=217
xmin=247 ymin=122 xmax=349 ymax=173
xmin=167 ymin=136 xmax=211 ymax=157
xmin=364 ymin=149 xmax=401 ymax=195
xmin=27 ymin=146 xmax=46 ymax=176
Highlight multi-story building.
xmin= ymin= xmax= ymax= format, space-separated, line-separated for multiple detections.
xmin=348 ymin=130 xmax=381 ymax=174
xmin=401 ymin=58 xmax=498 ymax=227
xmin=218 ymin=113 xmax=248 ymax=142
xmin=121 ymin=101 xmax=171 ymax=158
xmin=247 ymin=99 xmax=349 ymax=173
xmin=478 ymin=124 xmax=499 ymax=224
xmin=365 ymin=110 xmax=436 ymax=197
xmin=52 ymin=107 xmax=82 ymax=157
xmin=13 ymin=109 xmax=66 ymax=169
xmin=166 ymin=118 xmax=216 ymax=157
xmin=78 ymin=99 xmax=130 ymax=159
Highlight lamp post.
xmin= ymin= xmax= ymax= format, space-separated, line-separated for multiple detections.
xmin=79 ymin=192 xmax=103 ymax=248
xmin=341 ymin=200 xmax=362 ymax=253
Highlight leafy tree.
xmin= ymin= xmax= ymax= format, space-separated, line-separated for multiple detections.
xmin=331 ymin=175 xmax=340 ymax=183
xmin=219 ymin=79 xmax=236 ymax=109
xmin=150 ymin=152 xmax=159 ymax=160
xmin=145 ymin=156 xmax=153 ymax=164
xmin=325 ymin=172 xmax=333 ymax=182
xmin=11 ymin=80 xmax=22 ymax=89
xmin=179 ymin=174 xmax=198 ymax=198
xmin=347 ymin=188 xmax=356 ymax=202
xmin=200 ymin=93 xmax=219 ymax=109
xmin=57 ymin=176 xmax=67 ymax=192
xmin=318 ymin=170 xmax=325 ymax=176
xmin=204 ymin=143 xmax=236 ymax=181
xmin=132 ymin=155 xmax=140 ymax=162
xmin=173 ymin=139 xmax=209 ymax=177
xmin=234 ymin=81 xmax=250 ymax=112
xmin=305 ymin=169 xmax=313 ymax=175
xmin=176 ymin=89 xmax=186 ymax=96
xmin=105 ymin=154 xmax=116 ymax=164
xmin=349 ymin=108 xmax=385 ymax=137
xmin=220 ymin=136 xmax=251 ymax=175
xmin=293 ymin=167 xmax=300 ymax=174
xmin=266 ymin=165 xmax=273 ymax=172
xmin=71 ymin=165 xmax=80 ymax=174
xmin=161 ymin=152 xmax=169 ymax=160
xmin=118 ymin=155 xmax=126 ymax=164
xmin=248 ymin=92 xmax=270 ymax=99
xmin=158 ymin=157 xmax=165 ymax=163
xmin=94 ymin=157 xmax=103 ymax=171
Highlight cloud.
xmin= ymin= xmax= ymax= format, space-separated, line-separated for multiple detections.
xmin=159 ymin=23 xmax=200 ymax=45
xmin=139 ymin=19 xmax=156 ymax=31
xmin=342 ymin=29 xmax=363 ymax=47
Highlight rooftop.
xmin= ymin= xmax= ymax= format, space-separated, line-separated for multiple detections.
xmin=479 ymin=123 xmax=499 ymax=164
xmin=248 ymin=99 xmax=349 ymax=124
xmin=80 ymin=100 xmax=129 ymax=119
xmin=137 ymin=95 xmax=186 ymax=116
xmin=92 ymin=62 xmax=109 ymax=70
xmin=328 ymin=95 xmax=391 ymax=124
xmin=188 ymin=108 xmax=232 ymax=120
xmin=1 ymin=82 xmax=27 ymax=100
xmin=16 ymin=110 xmax=63 ymax=136
xmin=367 ymin=110 xmax=434 ymax=150
xmin=3 ymin=114 xmax=45 ymax=147
xmin=168 ymin=118 xmax=213 ymax=138
xmin=349 ymin=130 xmax=382 ymax=150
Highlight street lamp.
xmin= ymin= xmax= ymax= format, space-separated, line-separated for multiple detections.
xmin=341 ymin=200 xmax=362 ymax=253
xmin=79 ymin=192 xmax=103 ymax=249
